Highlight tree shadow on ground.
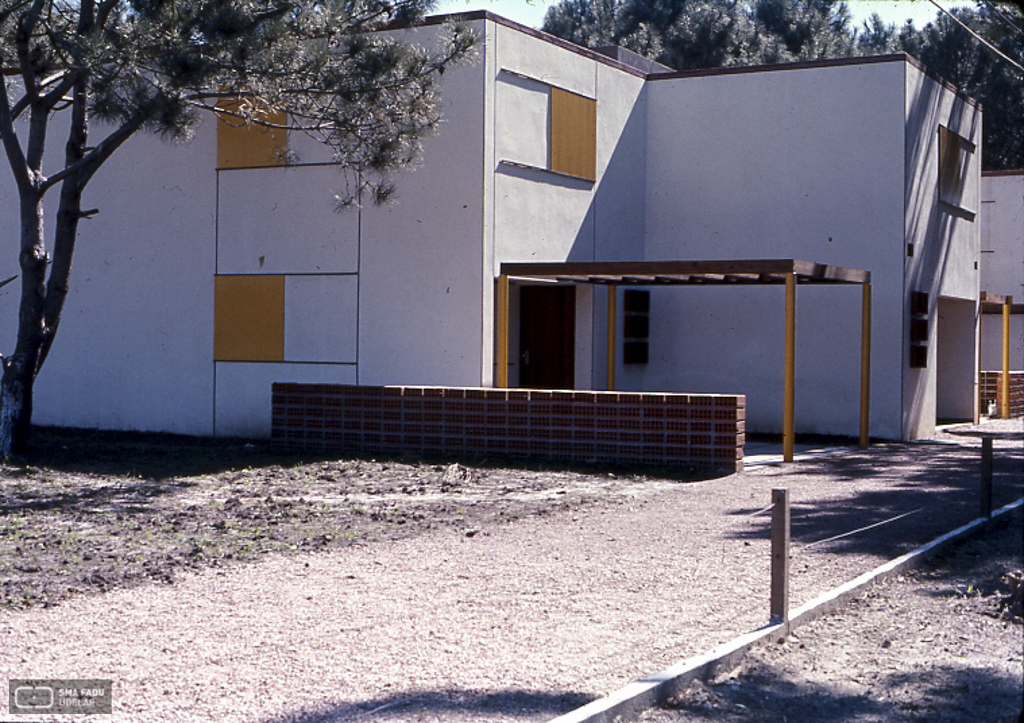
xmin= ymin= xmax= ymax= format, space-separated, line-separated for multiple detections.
xmin=261 ymin=688 xmax=594 ymax=722
xmin=727 ymin=443 xmax=1024 ymax=559
xmin=665 ymin=661 xmax=1023 ymax=722
xmin=20 ymin=426 xmax=720 ymax=483
xmin=20 ymin=426 xmax=326 ymax=481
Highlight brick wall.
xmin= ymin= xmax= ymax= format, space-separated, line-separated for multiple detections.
xmin=980 ymin=371 xmax=1024 ymax=417
xmin=272 ymin=384 xmax=745 ymax=472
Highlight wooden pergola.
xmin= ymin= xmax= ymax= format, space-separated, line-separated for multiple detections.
xmin=980 ymin=291 xmax=1020 ymax=420
xmin=496 ymin=259 xmax=872 ymax=462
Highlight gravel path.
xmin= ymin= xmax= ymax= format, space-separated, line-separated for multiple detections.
xmin=640 ymin=508 xmax=1024 ymax=722
xmin=2 ymin=420 xmax=1021 ymax=722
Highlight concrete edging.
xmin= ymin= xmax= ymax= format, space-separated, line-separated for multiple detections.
xmin=549 ymin=496 xmax=1024 ymax=723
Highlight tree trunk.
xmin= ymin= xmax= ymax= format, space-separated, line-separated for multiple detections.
xmin=0 ymin=191 xmax=49 ymax=457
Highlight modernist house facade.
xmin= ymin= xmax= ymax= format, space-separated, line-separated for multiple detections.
xmin=0 ymin=12 xmax=984 ymax=445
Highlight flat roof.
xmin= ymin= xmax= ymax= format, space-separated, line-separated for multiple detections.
xmin=500 ymin=259 xmax=870 ymax=285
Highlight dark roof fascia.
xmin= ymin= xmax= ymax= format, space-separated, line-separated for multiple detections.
xmin=413 ymin=12 xmax=980 ymax=106
xmin=421 ymin=11 xmax=649 ymax=78
xmin=983 ymin=169 xmax=1024 ymax=177
xmin=648 ymin=52 xmax=980 ymax=109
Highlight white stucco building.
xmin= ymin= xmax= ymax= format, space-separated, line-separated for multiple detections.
xmin=0 ymin=12 xmax=986 ymax=444
xmin=980 ymin=171 xmax=1023 ymax=369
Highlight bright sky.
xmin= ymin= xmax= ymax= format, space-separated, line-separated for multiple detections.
xmin=431 ymin=0 xmax=970 ymax=32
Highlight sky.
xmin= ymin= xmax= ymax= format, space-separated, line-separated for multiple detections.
xmin=431 ymin=0 xmax=970 ymax=32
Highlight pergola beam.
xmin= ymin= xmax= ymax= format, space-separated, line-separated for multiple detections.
xmin=496 ymin=259 xmax=872 ymax=456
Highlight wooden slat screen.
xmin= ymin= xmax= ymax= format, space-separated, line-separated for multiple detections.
xmin=550 ymin=87 xmax=596 ymax=181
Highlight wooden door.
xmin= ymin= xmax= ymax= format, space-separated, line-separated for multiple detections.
xmin=519 ymin=285 xmax=575 ymax=389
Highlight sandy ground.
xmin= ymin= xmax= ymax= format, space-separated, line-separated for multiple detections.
xmin=1 ymin=419 xmax=1021 ymax=722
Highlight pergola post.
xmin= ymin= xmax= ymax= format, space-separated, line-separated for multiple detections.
xmin=1002 ymin=296 xmax=1012 ymax=419
xmin=497 ymin=274 xmax=510 ymax=388
xmin=860 ymin=283 xmax=871 ymax=448
xmin=976 ymin=302 xmax=983 ymax=424
xmin=783 ymin=272 xmax=796 ymax=462
xmin=606 ymin=284 xmax=617 ymax=391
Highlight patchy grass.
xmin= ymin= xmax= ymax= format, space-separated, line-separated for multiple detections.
xmin=1 ymin=427 xmax=705 ymax=610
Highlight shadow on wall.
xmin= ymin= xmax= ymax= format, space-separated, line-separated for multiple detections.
xmin=903 ymin=76 xmax=982 ymax=439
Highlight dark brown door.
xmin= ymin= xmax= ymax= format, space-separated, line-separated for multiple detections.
xmin=519 ymin=285 xmax=575 ymax=389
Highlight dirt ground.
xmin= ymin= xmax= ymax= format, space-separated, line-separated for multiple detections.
xmin=0 ymin=422 xmax=1021 ymax=722
xmin=0 ymin=426 xmax=702 ymax=611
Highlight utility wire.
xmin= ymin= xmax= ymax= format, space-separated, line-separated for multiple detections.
xmin=928 ymin=0 xmax=1024 ymax=73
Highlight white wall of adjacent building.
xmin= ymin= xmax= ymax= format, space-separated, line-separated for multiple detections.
xmin=980 ymin=171 xmax=1024 ymax=371
xmin=639 ymin=60 xmax=909 ymax=439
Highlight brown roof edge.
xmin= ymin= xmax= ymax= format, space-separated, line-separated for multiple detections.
xmin=983 ymin=169 xmax=1024 ymax=177
xmin=647 ymin=52 xmax=980 ymax=109
xmin=420 ymin=11 xmax=649 ymax=78
xmin=406 ymin=13 xmax=982 ymax=105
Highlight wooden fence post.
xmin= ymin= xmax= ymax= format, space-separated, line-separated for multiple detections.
xmin=771 ymin=488 xmax=790 ymax=624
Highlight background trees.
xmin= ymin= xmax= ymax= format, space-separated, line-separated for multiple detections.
xmin=542 ymin=0 xmax=1024 ymax=169
xmin=0 ymin=0 xmax=474 ymax=455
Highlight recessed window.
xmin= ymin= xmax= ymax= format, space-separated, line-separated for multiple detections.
xmin=623 ymin=289 xmax=649 ymax=365
xmin=938 ymin=126 xmax=975 ymax=219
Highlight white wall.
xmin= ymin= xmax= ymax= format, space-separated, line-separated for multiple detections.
xmin=902 ymin=64 xmax=982 ymax=438
xmin=641 ymin=59 xmax=908 ymax=438
xmin=488 ymin=22 xmax=648 ymax=387
xmin=980 ymin=171 xmax=1024 ymax=371
xmin=0 ymin=121 xmax=219 ymax=435
xmin=356 ymin=23 xmax=488 ymax=389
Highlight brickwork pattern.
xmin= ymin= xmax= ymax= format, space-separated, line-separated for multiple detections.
xmin=272 ymin=384 xmax=745 ymax=472
xmin=980 ymin=371 xmax=1024 ymax=418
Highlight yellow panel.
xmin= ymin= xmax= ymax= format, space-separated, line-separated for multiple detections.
xmin=214 ymin=275 xmax=285 ymax=361
xmin=550 ymin=87 xmax=596 ymax=181
xmin=216 ymin=97 xmax=288 ymax=169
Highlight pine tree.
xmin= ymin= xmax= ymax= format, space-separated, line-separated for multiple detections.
xmin=0 ymin=0 xmax=475 ymax=455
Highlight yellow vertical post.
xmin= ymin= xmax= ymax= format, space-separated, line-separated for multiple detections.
xmin=606 ymin=285 xmax=617 ymax=391
xmin=1002 ymin=296 xmax=1012 ymax=419
xmin=860 ymin=283 xmax=871 ymax=448
xmin=783 ymin=272 xmax=796 ymax=462
xmin=497 ymin=274 xmax=510 ymax=389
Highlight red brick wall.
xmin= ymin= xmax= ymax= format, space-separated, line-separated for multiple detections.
xmin=980 ymin=371 xmax=1024 ymax=417
xmin=272 ymin=384 xmax=745 ymax=472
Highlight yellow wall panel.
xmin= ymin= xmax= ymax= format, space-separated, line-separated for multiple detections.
xmin=216 ymin=98 xmax=288 ymax=169
xmin=550 ymin=87 xmax=597 ymax=181
xmin=214 ymin=275 xmax=285 ymax=361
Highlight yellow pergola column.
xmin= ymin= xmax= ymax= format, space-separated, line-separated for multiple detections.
xmin=606 ymin=285 xmax=617 ymax=391
xmin=497 ymin=274 xmax=510 ymax=388
xmin=783 ymin=272 xmax=796 ymax=462
xmin=1002 ymin=296 xmax=1012 ymax=419
xmin=860 ymin=283 xmax=871 ymax=448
